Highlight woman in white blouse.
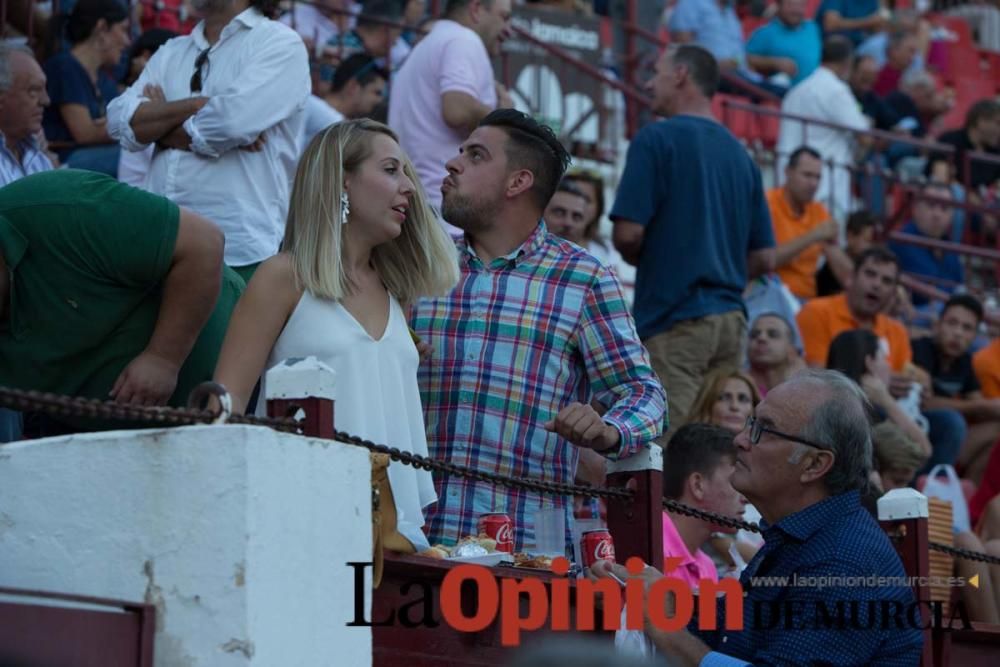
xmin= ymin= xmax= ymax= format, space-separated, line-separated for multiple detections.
xmin=214 ymin=119 xmax=459 ymax=551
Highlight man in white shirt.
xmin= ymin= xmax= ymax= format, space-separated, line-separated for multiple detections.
xmin=388 ymin=0 xmax=513 ymax=236
xmin=0 ymin=43 xmax=53 ymax=188
xmin=107 ymin=0 xmax=310 ymax=283
xmin=777 ymin=35 xmax=870 ymax=225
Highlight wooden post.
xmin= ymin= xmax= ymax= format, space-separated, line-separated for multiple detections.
xmin=605 ymin=443 xmax=663 ymax=571
xmin=264 ymin=357 xmax=337 ymax=439
xmin=878 ymin=488 xmax=935 ymax=667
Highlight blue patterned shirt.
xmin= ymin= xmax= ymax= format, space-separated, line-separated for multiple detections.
xmin=695 ymin=491 xmax=923 ymax=666
xmin=0 ymin=133 xmax=53 ymax=188
xmin=411 ymin=222 xmax=665 ymax=551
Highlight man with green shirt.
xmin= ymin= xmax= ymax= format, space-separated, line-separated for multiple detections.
xmin=0 ymin=169 xmax=244 ymax=432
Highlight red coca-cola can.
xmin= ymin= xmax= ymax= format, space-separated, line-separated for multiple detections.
xmin=580 ymin=529 xmax=616 ymax=567
xmin=478 ymin=513 xmax=514 ymax=553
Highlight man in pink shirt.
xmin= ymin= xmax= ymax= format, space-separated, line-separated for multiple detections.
xmin=661 ymin=423 xmax=747 ymax=590
xmin=387 ymin=0 xmax=513 ymax=236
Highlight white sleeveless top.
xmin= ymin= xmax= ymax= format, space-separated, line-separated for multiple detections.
xmin=257 ymin=291 xmax=437 ymax=550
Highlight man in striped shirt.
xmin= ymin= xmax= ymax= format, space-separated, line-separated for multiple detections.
xmin=0 ymin=43 xmax=54 ymax=188
xmin=411 ymin=109 xmax=666 ymax=552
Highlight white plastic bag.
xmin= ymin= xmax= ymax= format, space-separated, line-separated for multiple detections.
xmin=922 ymin=464 xmax=971 ymax=533
xmin=614 ymin=606 xmax=655 ymax=658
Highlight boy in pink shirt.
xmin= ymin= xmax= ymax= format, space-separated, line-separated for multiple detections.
xmin=661 ymin=423 xmax=747 ymax=590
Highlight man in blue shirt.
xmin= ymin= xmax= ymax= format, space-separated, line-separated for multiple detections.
xmin=887 ymin=181 xmax=963 ymax=305
xmin=591 ymin=369 xmax=924 ymax=666
xmin=816 ymin=0 xmax=887 ymax=46
xmin=746 ymin=0 xmax=823 ymax=85
xmin=670 ymin=0 xmax=789 ymax=96
xmin=611 ymin=45 xmax=775 ymax=438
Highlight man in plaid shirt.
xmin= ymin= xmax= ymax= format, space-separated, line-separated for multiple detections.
xmin=411 ymin=109 xmax=666 ymax=552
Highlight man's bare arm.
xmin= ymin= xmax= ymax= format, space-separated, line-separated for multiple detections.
xmin=131 ymin=95 xmax=207 ymax=145
xmin=748 ymin=247 xmax=776 ymax=279
xmin=612 ymin=220 xmax=645 ymax=266
xmin=441 ymin=91 xmax=494 ymax=135
xmin=110 ymin=208 xmax=224 ymax=405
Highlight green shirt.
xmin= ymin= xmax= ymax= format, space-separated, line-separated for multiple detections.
xmin=0 ymin=169 xmax=244 ymax=414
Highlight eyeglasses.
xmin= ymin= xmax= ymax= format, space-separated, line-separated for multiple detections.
xmin=190 ymin=47 xmax=211 ymax=93
xmin=743 ymin=415 xmax=827 ymax=450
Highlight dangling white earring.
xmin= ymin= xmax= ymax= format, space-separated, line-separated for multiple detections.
xmin=341 ymin=191 xmax=350 ymax=224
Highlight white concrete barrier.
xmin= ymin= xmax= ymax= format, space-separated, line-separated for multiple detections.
xmin=0 ymin=424 xmax=372 ymax=667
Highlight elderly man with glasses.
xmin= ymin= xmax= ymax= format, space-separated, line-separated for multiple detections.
xmin=107 ymin=0 xmax=310 ymax=284
xmin=591 ymin=369 xmax=924 ymax=666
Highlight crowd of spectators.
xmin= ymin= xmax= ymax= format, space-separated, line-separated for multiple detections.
xmin=4 ymin=0 xmax=1000 ymax=661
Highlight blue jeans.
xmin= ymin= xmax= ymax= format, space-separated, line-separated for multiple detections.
xmin=66 ymin=144 xmax=121 ymax=177
xmin=920 ymin=408 xmax=966 ymax=473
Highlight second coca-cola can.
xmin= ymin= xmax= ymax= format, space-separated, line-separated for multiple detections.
xmin=478 ymin=513 xmax=514 ymax=553
xmin=580 ymin=529 xmax=616 ymax=567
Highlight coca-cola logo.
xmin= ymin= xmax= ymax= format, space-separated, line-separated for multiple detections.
xmin=593 ymin=539 xmax=614 ymax=561
xmin=495 ymin=522 xmax=514 ymax=545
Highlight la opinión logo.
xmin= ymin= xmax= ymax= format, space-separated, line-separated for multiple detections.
xmin=346 ymin=556 xmax=743 ymax=646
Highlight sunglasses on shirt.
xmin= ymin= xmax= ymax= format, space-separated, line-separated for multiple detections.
xmin=190 ymin=47 xmax=211 ymax=93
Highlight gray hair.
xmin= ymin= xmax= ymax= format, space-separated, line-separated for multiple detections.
xmin=789 ymin=368 xmax=874 ymax=495
xmin=508 ymin=637 xmax=660 ymax=667
xmin=0 ymin=42 xmax=34 ymax=94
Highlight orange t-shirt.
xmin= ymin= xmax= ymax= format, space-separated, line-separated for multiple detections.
xmin=974 ymin=338 xmax=1000 ymax=398
xmin=796 ymin=293 xmax=912 ymax=371
xmin=767 ymin=188 xmax=831 ymax=299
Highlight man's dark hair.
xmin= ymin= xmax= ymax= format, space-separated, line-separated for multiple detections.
xmin=671 ymin=44 xmax=719 ymax=98
xmin=358 ymin=0 xmax=404 ymax=29
xmin=964 ymin=98 xmax=1000 ymax=132
xmin=942 ymin=293 xmax=984 ymax=323
xmin=445 ymin=0 xmax=492 ymax=17
xmin=821 ymin=35 xmax=854 ymax=65
xmin=787 ymin=145 xmax=822 ymax=169
xmin=331 ymin=53 xmax=388 ymax=93
xmin=479 ymin=108 xmax=572 ymax=210
xmin=662 ymin=424 xmax=737 ymax=500
xmin=853 ymin=245 xmax=900 ymax=276
xmin=250 ymin=0 xmax=282 ymax=19
xmin=846 ymin=210 xmax=877 ymax=235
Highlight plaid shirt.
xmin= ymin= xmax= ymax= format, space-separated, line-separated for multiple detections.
xmin=411 ymin=222 xmax=666 ymax=551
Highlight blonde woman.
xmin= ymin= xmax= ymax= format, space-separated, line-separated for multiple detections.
xmin=686 ymin=368 xmax=762 ymax=434
xmin=214 ymin=119 xmax=459 ymax=551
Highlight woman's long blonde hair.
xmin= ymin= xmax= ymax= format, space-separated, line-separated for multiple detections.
xmin=283 ymin=119 xmax=459 ymax=305
xmin=685 ymin=368 xmax=761 ymax=427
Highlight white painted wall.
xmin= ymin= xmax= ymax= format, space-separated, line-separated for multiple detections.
xmin=0 ymin=424 xmax=372 ymax=667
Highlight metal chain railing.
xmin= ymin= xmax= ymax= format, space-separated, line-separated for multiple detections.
xmin=662 ymin=497 xmax=761 ymax=534
xmin=930 ymin=541 xmax=1000 ymax=566
xmin=0 ymin=386 xmax=630 ymax=501
xmin=6 ymin=384 xmax=1000 ymax=566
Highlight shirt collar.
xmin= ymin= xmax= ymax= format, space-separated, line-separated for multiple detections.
xmin=459 ymin=220 xmax=549 ymax=270
xmin=760 ymin=490 xmax=861 ymax=542
xmin=192 ymin=7 xmax=265 ymax=48
xmin=0 ymin=131 xmax=40 ymax=157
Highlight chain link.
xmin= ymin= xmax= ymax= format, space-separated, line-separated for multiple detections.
xmin=7 ymin=385 xmax=1000 ymax=565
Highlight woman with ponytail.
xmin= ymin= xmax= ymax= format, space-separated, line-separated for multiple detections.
xmin=42 ymin=0 xmax=130 ymax=175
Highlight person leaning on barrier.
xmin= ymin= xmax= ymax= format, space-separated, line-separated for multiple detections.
xmin=0 ymin=169 xmax=244 ymax=434
xmin=591 ymin=369 xmax=924 ymax=666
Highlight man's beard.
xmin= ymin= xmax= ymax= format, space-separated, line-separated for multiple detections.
xmin=441 ymin=188 xmax=502 ymax=234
